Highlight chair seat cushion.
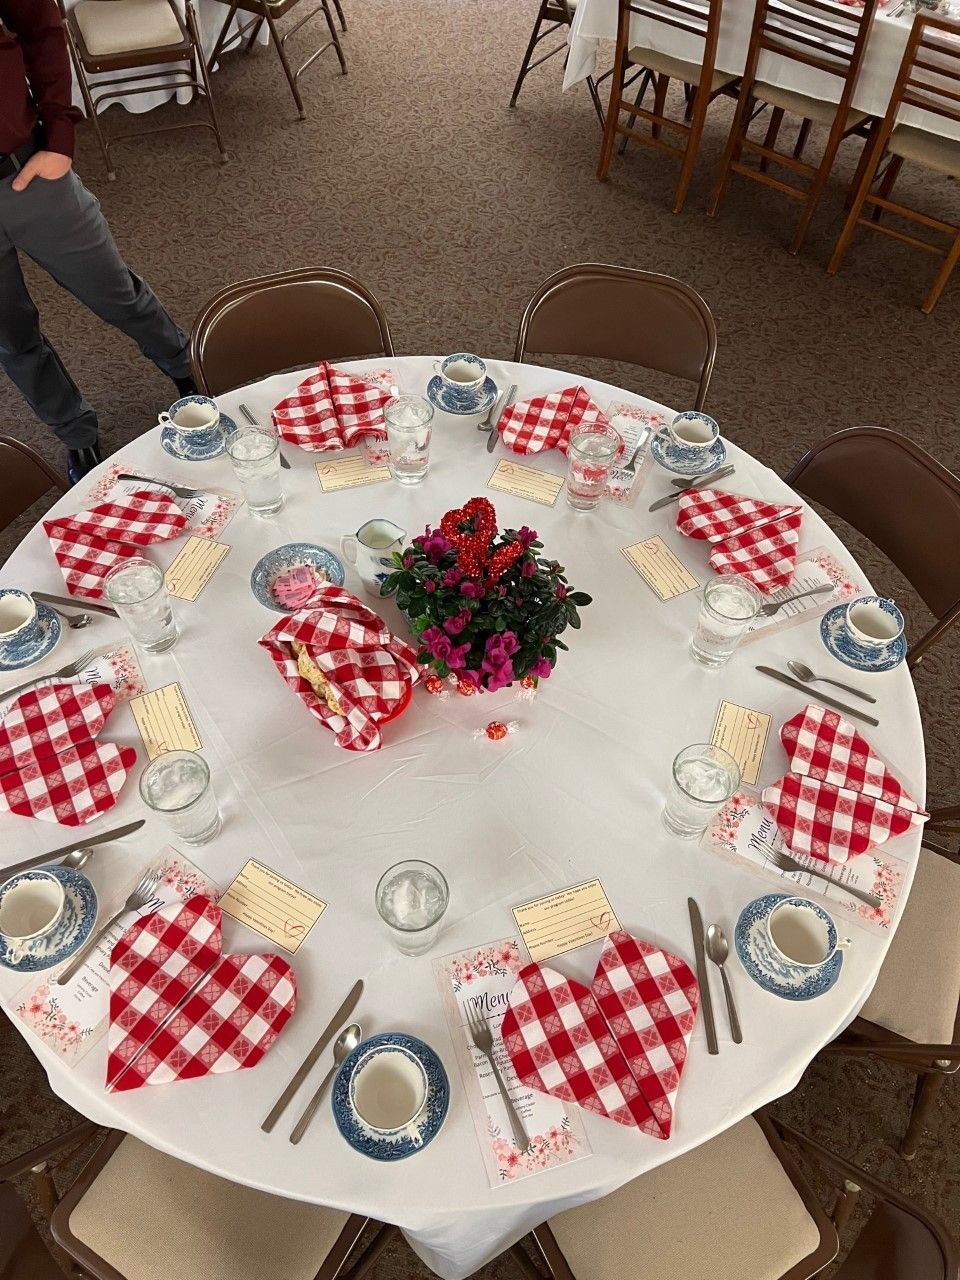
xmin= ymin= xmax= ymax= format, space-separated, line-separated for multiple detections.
xmin=888 ymin=124 xmax=960 ymax=180
xmin=753 ymin=81 xmax=867 ymax=129
xmin=628 ymin=46 xmax=737 ymax=94
xmin=860 ymin=847 xmax=960 ymax=1044
xmin=67 ymin=1137 xmax=351 ymax=1280
xmin=73 ymin=0 xmax=184 ymax=56
xmin=548 ymin=1117 xmax=828 ymax=1280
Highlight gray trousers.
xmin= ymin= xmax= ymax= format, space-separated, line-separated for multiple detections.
xmin=0 ymin=169 xmax=191 ymax=449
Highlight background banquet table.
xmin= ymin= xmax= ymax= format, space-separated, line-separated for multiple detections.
xmin=565 ymin=0 xmax=960 ymax=143
xmin=0 ymin=355 xmax=925 ymax=1279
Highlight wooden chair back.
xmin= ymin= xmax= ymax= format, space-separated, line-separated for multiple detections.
xmin=190 ymin=268 xmax=395 ymax=396
xmin=619 ymin=0 xmax=720 ymax=63
xmin=514 ymin=263 xmax=717 ymax=409
xmin=0 ymin=437 xmax=67 ymax=533
xmin=743 ymin=0 xmax=878 ymax=97
xmin=881 ymin=13 xmax=960 ymax=137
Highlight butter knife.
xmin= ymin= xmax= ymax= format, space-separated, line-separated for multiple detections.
xmin=649 ymin=465 xmax=735 ymax=511
xmin=31 ymin=591 xmax=118 ymax=618
xmin=239 ymin=402 xmax=291 ymax=469
xmin=261 ymin=979 xmax=363 ymax=1132
xmin=1 ymin=819 xmax=145 ymax=880
xmin=116 ymin=472 xmax=206 ymax=501
xmin=488 ymin=384 xmax=518 ymax=453
xmin=755 ymin=666 xmax=880 ymax=727
xmin=688 ymin=898 xmax=719 ymax=1055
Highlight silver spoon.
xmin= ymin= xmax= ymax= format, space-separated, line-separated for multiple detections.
xmin=289 ymin=1022 xmax=362 ymax=1144
xmin=706 ymin=925 xmax=742 ymax=1044
xmin=32 ymin=595 xmax=91 ymax=629
xmin=787 ymin=660 xmax=877 ymax=704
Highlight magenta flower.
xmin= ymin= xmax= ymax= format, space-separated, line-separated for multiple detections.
xmin=460 ymin=580 xmax=484 ymax=599
xmin=424 ymin=579 xmax=437 ymax=593
xmin=421 ymin=626 xmax=452 ymax=662
xmin=517 ymin=526 xmax=538 ymax=547
xmin=531 ymin=657 xmax=552 ymax=679
xmin=555 ymin=583 xmax=568 ymax=600
xmin=403 ymin=553 xmax=414 ymax=569
xmin=482 ymin=659 xmax=515 ymax=692
xmin=421 ymin=529 xmax=451 ymax=564
xmin=443 ymin=609 xmax=471 ymax=636
xmin=458 ymin=668 xmax=482 ymax=690
xmin=446 ymin=641 xmax=472 ymax=671
xmin=521 ymin=559 xmax=536 ymax=578
xmin=443 ymin=567 xmax=463 ymax=588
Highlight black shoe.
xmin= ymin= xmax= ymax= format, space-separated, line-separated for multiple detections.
xmin=173 ymin=374 xmax=197 ymax=397
xmin=66 ymin=441 xmax=103 ymax=486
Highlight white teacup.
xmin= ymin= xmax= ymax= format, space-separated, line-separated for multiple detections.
xmin=432 ymin=353 xmax=488 ymax=411
xmin=159 ymin=397 xmax=220 ymax=433
xmin=340 ymin=519 xmax=406 ymax=597
xmin=845 ymin=596 xmax=905 ymax=649
xmin=0 ymin=869 xmax=65 ymax=965
xmin=766 ymin=897 xmax=850 ymax=969
xmin=349 ymin=1045 xmax=428 ymax=1145
xmin=667 ymin=411 xmax=720 ymax=453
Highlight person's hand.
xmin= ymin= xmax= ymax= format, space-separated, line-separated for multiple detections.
xmin=11 ymin=151 xmax=73 ymax=192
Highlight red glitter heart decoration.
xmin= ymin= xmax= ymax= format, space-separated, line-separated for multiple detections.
xmin=486 ymin=540 xmax=524 ymax=586
xmin=440 ymin=497 xmax=497 ymax=580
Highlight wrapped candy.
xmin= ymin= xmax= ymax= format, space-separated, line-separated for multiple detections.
xmin=474 ymin=720 xmax=519 ymax=742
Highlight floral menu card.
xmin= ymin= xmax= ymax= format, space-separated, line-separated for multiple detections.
xmin=88 ymin=467 xmax=241 ymax=540
xmin=0 ymin=645 xmax=144 ymax=719
xmin=13 ymin=849 xmax=217 ymax=1064
xmin=434 ymin=938 xmax=590 ymax=1186
xmin=741 ymin=547 xmax=863 ymax=643
xmin=604 ymin=402 xmax=665 ymax=502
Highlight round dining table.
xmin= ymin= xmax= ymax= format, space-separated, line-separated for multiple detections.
xmin=0 ymin=355 xmax=926 ymax=1280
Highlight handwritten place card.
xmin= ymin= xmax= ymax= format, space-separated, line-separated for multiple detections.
xmin=710 ymin=700 xmax=771 ymax=788
xmin=315 ymin=454 xmax=390 ymax=493
xmin=513 ymin=879 xmax=621 ymax=963
xmin=130 ymin=682 xmax=202 ymax=760
xmin=165 ymin=536 xmax=230 ymax=601
xmin=218 ymin=858 xmax=326 ymax=954
xmin=622 ymin=536 xmax=699 ymax=600
xmin=488 ymin=460 xmax=564 ymax=508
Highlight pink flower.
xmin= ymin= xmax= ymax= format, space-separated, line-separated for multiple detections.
xmin=443 ymin=567 xmax=463 ymax=588
xmin=403 ymin=553 xmax=414 ymax=569
xmin=521 ymin=559 xmax=536 ymax=577
xmin=460 ymin=580 xmax=484 ymax=599
xmin=421 ymin=529 xmax=451 ymax=563
xmin=421 ymin=626 xmax=452 ymax=662
xmin=530 ymin=657 xmax=552 ymax=679
xmin=424 ymin=579 xmax=437 ymax=593
xmin=458 ymin=668 xmax=482 ymax=690
xmin=516 ymin=526 xmax=538 ymax=547
xmin=443 ymin=609 xmax=471 ymax=636
xmin=555 ymin=583 xmax=568 ymax=600
xmin=445 ymin=641 xmax=472 ymax=671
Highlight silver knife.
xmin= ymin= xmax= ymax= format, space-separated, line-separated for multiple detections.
xmin=649 ymin=465 xmax=735 ymax=511
xmin=0 ymin=819 xmax=146 ymax=880
xmin=755 ymin=666 xmax=880 ymax=727
xmin=31 ymin=591 xmax=118 ymax=618
xmin=488 ymin=383 xmax=518 ymax=453
xmin=239 ymin=403 xmax=291 ymax=469
xmin=116 ymin=472 xmax=206 ymax=501
xmin=688 ymin=898 xmax=719 ymax=1055
xmin=261 ymin=979 xmax=363 ymax=1132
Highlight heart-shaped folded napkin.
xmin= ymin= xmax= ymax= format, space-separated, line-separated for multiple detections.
xmin=676 ymin=487 xmax=804 ymax=595
xmin=54 ymin=489 xmax=189 ymax=546
xmin=501 ymin=932 xmax=699 ymax=1139
xmin=43 ymin=517 xmax=142 ymax=600
xmin=107 ymin=896 xmax=296 ymax=1091
xmin=271 ymin=363 xmax=392 ymax=451
xmin=0 ymin=683 xmax=117 ymax=774
xmin=0 ymin=737 xmax=138 ymax=826
xmin=497 ymin=386 xmax=609 ymax=456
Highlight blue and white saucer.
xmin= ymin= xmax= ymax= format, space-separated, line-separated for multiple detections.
xmin=0 ymin=866 xmax=98 ymax=973
xmin=426 ymin=375 xmax=498 ymax=418
xmin=820 ymin=603 xmax=907 ymax=673
xmin=160 ymin=412 xmax=237 ymax=462
xmin=251 ymin=543 xmax=345 ymax=612
xmin=333 ymin=1032 xmax=450 ymax=1161
xmin=735 ymin=893 xmax=842 ymax=1001
xmin=650 ymin=427 xmax=727 ymax=477
xmin=0 ymin=603 xmax=62 ymax=673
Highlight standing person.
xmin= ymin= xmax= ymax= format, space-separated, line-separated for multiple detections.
xmin=0 ymin=0 xmax=196 ymax=484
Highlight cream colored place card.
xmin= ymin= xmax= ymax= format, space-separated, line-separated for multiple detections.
xmin=488 ymin=460 xmax=564 ymax=507
xmin=513 ymin=879 xmax=622 ymax=963
xmin=130 ymin=682 xmax=202 ymax=761
xmin=621 ymin=536 xmax=699 ymax=600
xmin=218 ymin=858 xmax=327 ymax=954
xmin=164 ymin=536 xmax=230 ymax=601
xmin=710 ymin=700 xmax=772 ymax=788
xmin=315 ymin=454 xmax=390 ymax=493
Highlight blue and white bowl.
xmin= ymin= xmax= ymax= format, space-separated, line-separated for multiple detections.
xmin=735 ymin=893 xmax=843 ymax=1001
xmin=427 ymin=375 xmax=498 ymax=418
xmin=820 ymin=603 xmax=907 ymax=673
xmin=0 ymin=865 xmax=98 ymax=973
xmin=0 ymin=590 xmax=62 ymax=672
xmin=159 ymin=395 xmax=237 ymax=461
xmin=650 ymin=426 xmax=727 ymax=477
xmin=250 ymin=543 xmax=345 ymax=612
xmin=333 ymin=1032 xmax=449 ymax=1161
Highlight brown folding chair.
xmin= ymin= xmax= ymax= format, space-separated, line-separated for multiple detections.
xmin=708 ymin=0 xmax=879 ymax=254
xmin=59 ymin=0 xmax=228 ymax=182
xmin=827 ymin=14 xmax=960 ymax=314
xmin=783 ymin=426 xmax=960 ymax=669
xmin=0 ymin=436 xmax=68 ymax=534
xmin=510 ymin=0 xmax=605 ymax=126
xmin=190 ymin=268 xmax=395 ymax=397
xmin=514 ymin=263 xmax=717 ymax=409
xmin=207 ymin=0 xmax=346 ymax=121
xmin=597 ymin=0 xmax=737 ymax=214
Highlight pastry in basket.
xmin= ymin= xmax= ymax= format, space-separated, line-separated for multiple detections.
xmin=292 ymin=641 xmax=344 ymax=715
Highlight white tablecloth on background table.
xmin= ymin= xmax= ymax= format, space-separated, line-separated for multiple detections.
xmin=565 ymin=0 xmax=960 ymax=142
xmin=0 ymin=356 xmax=925 ymax=1279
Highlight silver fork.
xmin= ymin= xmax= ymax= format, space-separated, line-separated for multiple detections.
xmin=761 ymin=841 xmax=882 ymax=908
xmin=465 ymin=1004 xmax=528 ymax=1149
xmin=1 ymin=648 xmax=97 ymax=703
xmin=57 ymin=870 xmax=161 ymax=985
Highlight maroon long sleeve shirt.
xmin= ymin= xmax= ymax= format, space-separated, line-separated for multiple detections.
xmin=0 ymin=0 xmax=81 ymax=158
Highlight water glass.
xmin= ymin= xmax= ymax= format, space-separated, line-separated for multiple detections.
xmin=384 ymin=395 xmax=434 ymax=485
xmin=227 ymin=427 xmax=284 ymax=514
xmin=566 ymin=426 xmax=622 ymax=510
xmin=690 ymin=577 xmax=763 ymax=667
xmin=662 ymin=744 xmax=741 ymax=839
xmin=376 ymin=859 xmax=449 ymax=955
xmin=104 ymin=557 xmax=178 ymax=653
xmin=139 ymin=750 xmax=222 ymax=845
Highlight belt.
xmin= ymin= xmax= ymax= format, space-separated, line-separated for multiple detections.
xmin=0 ymin=131 xmax=42 ymax=182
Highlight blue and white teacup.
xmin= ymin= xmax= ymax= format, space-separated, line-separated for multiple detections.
xmin=0 ymin=869 xmax=65 ymax=965
xmin=845 ymin=596 xmax=905 ymax=651
xmin=766 ymin=897 xmax=850 ymax=970
xmin=433 ymin=353 xmax=487 ymax=411
xmin=158 ymin=395 xmax=224 ymax=455
xmin=666 ymin=411 xmax=721 ymax=462
xmin=349 ymin=1042 xmax=429 ymax=1146
xmin=0 ymin=588 xmax=45 ymax=666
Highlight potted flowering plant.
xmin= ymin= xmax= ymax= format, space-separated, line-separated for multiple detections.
xmin=381 ymin=497 xmax=591 ymax=692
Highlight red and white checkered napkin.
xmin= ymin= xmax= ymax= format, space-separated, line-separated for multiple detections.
xmin=501 ymin=932 xmax=699 ymax=1139
xmin=271 ymin=362 xmax=392 ymax=451
xmin=676 ymin=487 xmax=804 ymax=594
xmin=258 ymin=584 xmax=420 ymax=753
xmin=0 ymin=683 xmax=117 ymax=774
xmin=497 ymin=385 xmax=609 ymax=456
xmin=107 ymin=896 xmax=296 ymax=1091
xmin=761 ymin=704 xmax=928 ymax=863
xmin=43 ymin=516 xmax=141 ymax=600
xmin=52 ymin=489 xmax=188 ymax=546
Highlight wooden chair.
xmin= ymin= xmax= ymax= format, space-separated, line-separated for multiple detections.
xmin=827 ymin=13 xmax=960 ymax=314
xmin=597 ymin=0 xmax=737 ymax=213
xmin=514 ymin=263 xmax=717 ymax=409
xmin=510 ymin=0 xmax=605 ymax=126
xmin=708 ymin=0 xmax=879 ymax=254
xmin=207 ymin=0 xmax=346 ymax=121
xmin=59 ymin=0 xmax=228 ymax=181
xmin=0 ymin=436 xmax=68 ymax=534
xmin=190 ymin=268 xmax=395 ymax=396
xmin=784 ymin=426 xmax=960 ymax=669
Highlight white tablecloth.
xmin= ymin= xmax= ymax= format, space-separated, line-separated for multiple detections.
xmin=0 ymin=356 xmax=925 ymax=1279
xmin=565 ymin=0 xmax=960 ymax=142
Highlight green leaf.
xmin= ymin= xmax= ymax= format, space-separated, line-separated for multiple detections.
xmin=568 ymin=592 xmax=592 ymax=606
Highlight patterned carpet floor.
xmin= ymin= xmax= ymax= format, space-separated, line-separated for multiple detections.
xmin=1 ymin=0 xmax=958 ymax=1273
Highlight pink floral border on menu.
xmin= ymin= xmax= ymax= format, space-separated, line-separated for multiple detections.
xmin=88 ymin=467 xmax=241 ymax=540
